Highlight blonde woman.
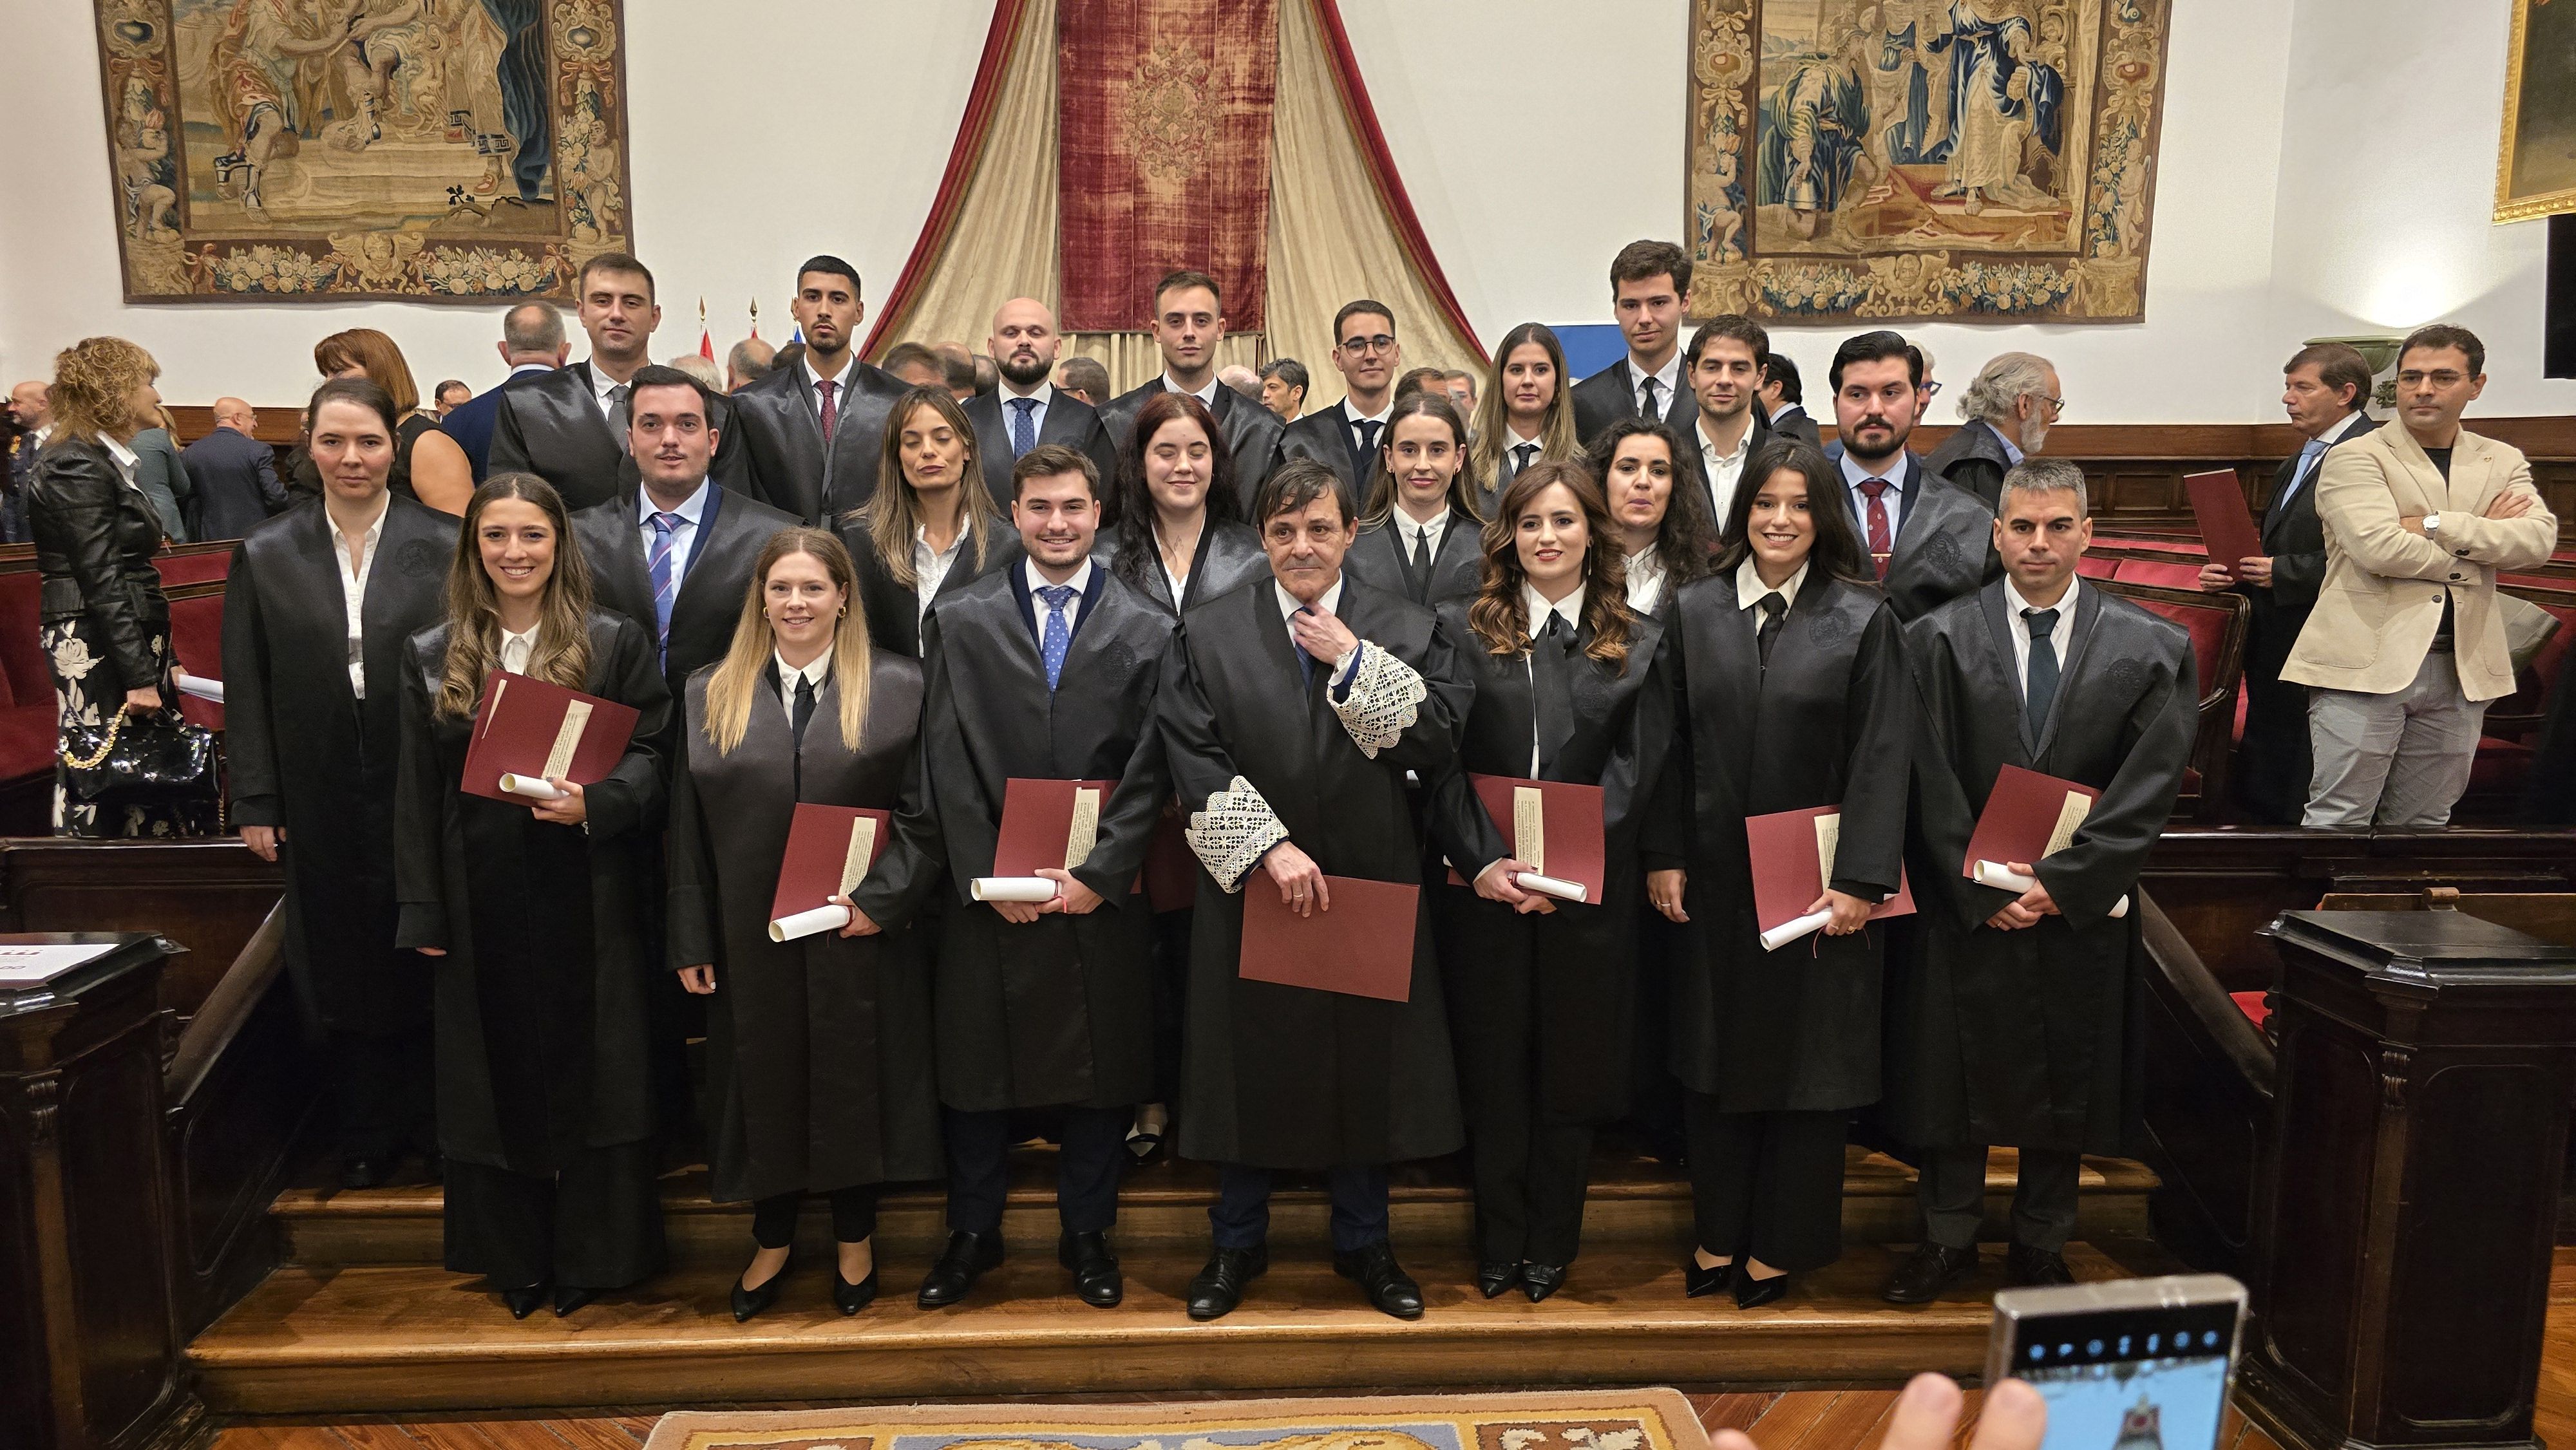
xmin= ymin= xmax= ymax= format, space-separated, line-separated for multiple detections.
xmin=393 ymin=473 xmax=673 ymax=1319
xmin=835 ymin=386 xmax=1014 ymax=656
xmin=667 ymin=528 xmax=943 ymax=1321
xmin=28 ymin=336 xmax=185 ymax=836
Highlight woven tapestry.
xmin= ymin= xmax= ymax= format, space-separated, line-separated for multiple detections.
xmin=92 ymin=0 xmax=634 ymax=303
xmin=1057 ymin=0 xmax=1280 ymax=332
xmin=1684 ymin=0 xmax=2172 ymax=322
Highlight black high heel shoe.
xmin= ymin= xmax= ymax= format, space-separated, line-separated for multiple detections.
xmin=833 ymin=1263 xmax=879 ymax=1315
xmin=1683 ymin=1252 xmax=1732 ymax=1299
xmin=1477 ymin=1261 xmax=1522 ymax=1299
xmin=1522 ymin=1262 xmax=1569 ymax=1303
xmin=1733 ymin=1263 xmax=1791 ymax=1309
xmin=732 ymin=1249 xmax=795 ymax=1323
xmin=501 ymin=1282 xmax=547 ymax=1319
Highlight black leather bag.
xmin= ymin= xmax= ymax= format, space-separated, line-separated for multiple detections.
xmin=59 ymin=707 xmax=218 ymax=805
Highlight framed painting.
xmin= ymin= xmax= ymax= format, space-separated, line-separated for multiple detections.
xmin=1684 ymin=0 xmax=2173 ymax=322
xmin=2496 ymin=0 xmax=2576 ymax=223
xmin=91 ymin=0 xmax=634 ymax=302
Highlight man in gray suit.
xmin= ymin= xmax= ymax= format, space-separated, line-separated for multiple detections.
xmin=181 ymin=398 xmax=290 ymax=539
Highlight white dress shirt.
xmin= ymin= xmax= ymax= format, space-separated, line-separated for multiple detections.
xmin=1162 ymin=374 xmax=1221 ymax=410
xmin=333 ymin=494 xmax=391 ymax=699
xmin=1025 ymin=556 xmax=1094 ymax=639
xmin=638 ymin=479 xmax=711 ymax=596
xmin=1698 ymin=416 xmax=1757 ymax=526
xmin=1839 ymin=447 xmax=1911 ymax=541
xmin=999 ymin=379 xmax=1054 ymax=444
xmin=2005 ymin=577 xmax=2080 ymax=702
xmin=1522 ymin=581 xmax=1587 ymax=774
xmin=1624 ymin=547 xmax=1666 ymax=616
xmin=1631 ymin=353 xmax=1684 ymax=419
xmin=1273 ymin=577 xmax=1361 ymax=687
xmin=1394 ymin=507 xmax=1450 ymax=565
xmin=913 ymin=524 xmax=968 ymax=621
xmin=499 ymin=624 xmax=538 ymax=675
xmin=100 ymin=435 xmax=140 ymax=485
xmin=1735 ymin=556 xmax=1810 ymax=613
xmin=1342 ymin=399 xmax=1394 ymax=465
xmin=774 ymin=648 xmax=831 ymax=726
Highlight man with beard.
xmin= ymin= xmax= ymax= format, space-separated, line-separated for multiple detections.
xmin=962 ymin=298 xmax=1119 ymax=511
xmin=729 ymin=256 xmax=910 ymax=523
xmin=1097 ymin=270 xmax=1282 ymax=507
xmin=1926 ymin=353 xmax=2065 ymax=512
xmin=1824 ymin=330 xmax=1999 ymax=621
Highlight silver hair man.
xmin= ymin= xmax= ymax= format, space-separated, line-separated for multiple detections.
xmin=1960 ymin=352 xmax=2063 ymax=455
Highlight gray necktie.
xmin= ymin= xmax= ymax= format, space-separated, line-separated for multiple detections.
xmin=607 ymin=383 xmax=632 ymax=455
xmin=1510 ymin=442 xmax=1536 ymax=482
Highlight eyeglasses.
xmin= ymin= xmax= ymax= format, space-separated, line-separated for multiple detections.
xmin=2396 ymin=370 xmax=2468 ymax=388
xmin=1341 ymin=335 xmax=1397 ymax=355
xmin=2035 ymin=393 xmax=2067 ymax=415
xmin=1918 ymin=381 xmax=1944 ymax=400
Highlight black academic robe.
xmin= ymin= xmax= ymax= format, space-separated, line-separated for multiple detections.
xmin=666 ymin=654 xmax=945 ymax=1203
xmin=1652 ymin=571 xmax=1913 ymax=1111
xmin=392 ymin=610 xmax=674 ymax=1173
xmin=1572 ymin=358 xmax=1698 ymax=446
xmin=1890 ymin=581 xmax=2195 ymax=1154
xmin=1921 ymin=419 xmax=2016 ymax=512
xmin=570 ymin=482 xmax=801 ymax=698
xmin=1342 ymin=509 xmax=1484 ymax=608
xmin=1270 ymin=407 xmax=1383 ymax=501
xmin=1095 ymin=519 xmax=1270 ymax=617
xmin=1826 ymin=447 xmax=2001 ymax=621
xmin=729 ymin=358 xmax=911 ymax=524
xmin=1099 ymin=379 xmax=1282 ymax=514
xmin=486 ymin=361 xmax=746 ymax=513
xmin=910 ymin=566 xmax=1175 ymax=1112
xmin=2235 ymin=411 xmax=2372 ymax=824
xmin=963 ymin=389 xmax=1121 ymax=513
xmin=1766 ymin=404 xmax=1823 ymax=449
xmin=836 ymin=517 xmax=1025 ymax=658
xmin=224 ymin=496 xmax=457 ymax=1034
xmin=1425 ymin=603 xmax=1671 ymax=1121
xmin=1157 ymin=576 xmax=1471 ymax=1168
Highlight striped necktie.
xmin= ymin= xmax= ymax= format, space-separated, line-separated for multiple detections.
xmin=647 ymin=511 xmax=683 ymax=660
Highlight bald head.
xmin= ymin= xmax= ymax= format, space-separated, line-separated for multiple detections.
xmin=8 ymin=382 xmax=48 ymax=431
xmin=499 ymin=301 xmax=569 ymax=367
xmin=211 ymin=397 xmax=257 ymax=432
xmin=989 ymin=297 xmax=1061 ymax=390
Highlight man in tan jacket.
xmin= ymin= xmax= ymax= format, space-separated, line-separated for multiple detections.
xmin=2282 ymin=324 xmax=2557 ymax=827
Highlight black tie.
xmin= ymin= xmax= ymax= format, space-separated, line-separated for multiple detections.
xmin=1509 ymin=442 xmax=1536 ymax=482
xmin=2022 ymin=608 xmax=2061 ymax=739
xmin=1756 ymin=591 xmax=1787 ymax=665
xmin=1531 ymin=612 xmax=1576 ymax=777
xmin=607 ymin=383 xmax=632 ymax=454
xmin=1638 ymin=378 xmax=1660 ymax=421
xmin=1349 ymin=418 xmax=1382 ymax=484
xmin=1406 ymin=525 xmax=1434 ymax=601
xmin=791 ymin=671 xmax=817 ymax=749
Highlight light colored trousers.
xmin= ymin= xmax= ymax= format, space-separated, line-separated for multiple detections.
xmin=2302 ymin=652 xmax=2487 ymax=828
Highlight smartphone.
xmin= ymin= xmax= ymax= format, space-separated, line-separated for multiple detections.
xmin=1987 ymin=1274 xmax=2248 ymax=1450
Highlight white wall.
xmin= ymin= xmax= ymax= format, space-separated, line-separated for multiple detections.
xmin=1 ymin=0 xmax=2562 ymax=422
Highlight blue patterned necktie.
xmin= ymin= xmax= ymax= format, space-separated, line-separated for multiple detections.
xmin=1037 ymin=583 xmax=1076 ymax=690
xmin=1009 ymin=397 xmax=1039 ymax=458
xmin=646 ymin=511 xmax=683 ymax=659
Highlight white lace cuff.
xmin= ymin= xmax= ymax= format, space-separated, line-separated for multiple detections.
xmin=1331 ymin=643 xmax=1426 ymax=758
xmin=1186 ymin=776 xmax=1290 ymax=892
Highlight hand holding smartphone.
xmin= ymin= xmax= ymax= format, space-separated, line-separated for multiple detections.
xmin=1989 ymin=1275 xmax=2248 ymax=1450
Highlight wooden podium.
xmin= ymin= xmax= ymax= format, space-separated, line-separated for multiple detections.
xmin=2242 ymin=910 xmax=2576 ymax=1450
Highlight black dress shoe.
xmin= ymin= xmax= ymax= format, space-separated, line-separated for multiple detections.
xmin=340 ymin=1156 xmax=392 ymax=1191
xmin=732 ymin=1252 xmax=793 ymax=1323
xmin=1059 ymin=1230 xmax=1122 ymax=1308
xmin=1683 ymin=1257 xmax=1732 ymax=1298
xmin=552 ymin=1285 xmax=598 ymax=1317
xmin=1882 ymin=1243 xmax=1978 ymax=1304
xmin=1734 ymin=1265 xmax=1791 ymax=1309
xmin=2007 ymin=1241 xmax=2076 ymax=1286
xmin=501 ymin=1283 xmax=547 ymax=1319
xmin=1477 ymin=1261 xmax=1522 ymax=1299
xmin=1184 ymin=1245 xmax=1267 ymax=1321
xmin=832 ymin=1265 xmax=878 ymax=1315
xmin=915 ymin=1230 xmax=1004 ymax=1308
xmin=1332 ymin=1241 xmax=1425 ymax=1320
xmin=1522 ymin=1262 xmax=1568 ymax=1303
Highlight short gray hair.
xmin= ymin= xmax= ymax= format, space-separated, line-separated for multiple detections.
xmin=501 ymin=301 xmax=565 ymax=356
xmin=1960 ymin=352 xmax=2054 ymax=424
xmin=1999 ymin=457 xmax=2088 ymax=516
xmin=666 ymin=352 xmax=724 ymax=393
xmin=726 ymin=336 xmax=775 ymax=386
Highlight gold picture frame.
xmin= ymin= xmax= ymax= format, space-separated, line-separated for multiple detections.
xmin=2496 ymin=0 xmax=2576 ymax=223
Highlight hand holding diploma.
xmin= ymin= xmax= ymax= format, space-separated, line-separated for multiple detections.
xmin=528 ymin=777 xmax=586 ymax=826
xmin=1037 ymin=867 xmax=1103 ymax=916
xmin=832 ymin=893 xmax=881 ymax=937
xmin=1473 ymin=858 xmax=1555 ymax=915
xmin=678 ymin=965 xmax=715 ymax=995
xmin=1811 ymin=887 xmax=1873 ymax=936
xmin=1264 ymin=840 xmax=1329 ymax=918
xmin=1982 ymin=861 xmax=2059 ymax=932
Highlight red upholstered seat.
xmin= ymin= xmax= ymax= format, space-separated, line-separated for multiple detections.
xmin=2076 ymin=556 xmax=2119 ymax=579
xmin=154 ymin=549 xmax=232 ymax=590
xmin=0 ymin=702 xmax=55 ymax=784
xmin=165 ymin=589 xmax=226 ymax=731
xmin=2231 ymin=991 xmax=2270 ymax=1030
xmin=2114 ymin=558 xmax=2208 ymax=590
xmin=2126 ymin=592 xmax=2232 ymax=701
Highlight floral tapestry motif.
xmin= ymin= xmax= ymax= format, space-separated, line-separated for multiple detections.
xmin=1684 ymin=0 xmax=2171 ymax=323
xmin=93 ymin=0 xmax=635 ymax=303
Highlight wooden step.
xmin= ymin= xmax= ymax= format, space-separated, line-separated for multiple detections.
xmin=187 ymin=1239 xmax=2141 ymax=1414
xmin=269 ymin=1147 xmax=2154 ymax=1265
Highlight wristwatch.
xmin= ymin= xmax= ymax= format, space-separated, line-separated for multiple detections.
xmin=2423 ymin=513 xmax=2443 ymax=534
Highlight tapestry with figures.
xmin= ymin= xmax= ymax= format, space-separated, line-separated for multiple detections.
xmin=1684 ymin=0 xmax=2171 ymax=323
xmin=91 ymin=0 xmax=633 ymax=303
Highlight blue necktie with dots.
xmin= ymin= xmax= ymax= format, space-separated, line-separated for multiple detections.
xmin=1009 ymin=397 xmax=1039 ymax=458
xmin=1037 ymin=583 xmax=1076 ymax=690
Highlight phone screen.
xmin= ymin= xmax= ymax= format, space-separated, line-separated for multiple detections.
xmin=2001 ymin=1303 xmax=2239 ymax=1450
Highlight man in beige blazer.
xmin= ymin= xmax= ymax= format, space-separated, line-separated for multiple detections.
xmin=2281 ymin=325 xmax=2557 ymax=827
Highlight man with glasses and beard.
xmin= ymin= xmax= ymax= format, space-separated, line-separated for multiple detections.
xmin=1824 ymin=330 xmax=1999 ymax=621
xmin=962 ymin=299 xmax=1119 ymax=512
xmin=1925 ymin=353 xmax=2065 ymax=512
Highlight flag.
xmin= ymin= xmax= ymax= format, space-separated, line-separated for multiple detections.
xmin=697 ymin=298 xmax=714 ymax=360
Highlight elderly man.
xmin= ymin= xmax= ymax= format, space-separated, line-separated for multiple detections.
xmin=8 ymin=381 xmax=53 ymax=540
xmin=724 ymin=337 xmax=775 ymax=393
xmin=440 ymin=301 xmax=569 ymax=485
xmin=1925 ymin=353 xmax=2063 ymax=511
xmin=181 ymin=397 xmax=290 ymax=539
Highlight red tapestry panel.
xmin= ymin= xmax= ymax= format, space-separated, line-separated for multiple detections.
xmin=1057 ymin=0 xmax=1278 ymax=332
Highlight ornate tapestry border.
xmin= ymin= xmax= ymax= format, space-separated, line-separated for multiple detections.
xmin=1683 ymin=0 xmax=2173 ymax=324
xmin=92 ymin=0 xmax=636 ymax=303
xmin=2495 ymin=0 xmax=2576 ymax=225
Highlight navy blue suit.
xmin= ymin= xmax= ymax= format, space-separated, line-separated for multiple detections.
xmin=440 ymin=366 xmax=554 ymax=485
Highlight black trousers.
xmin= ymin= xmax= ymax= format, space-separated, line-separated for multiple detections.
xmin=1148 ymin=907 xmax=1192 ymax=1107
xmin=332 ymin=1022 xmax=435 ymax=1162
xmin=1211 ymin=1163 xmax=1390 ymax=1253
xmin=1918 ymin=1144 xmax=2081 ymax=1252
xmin=441 ymin=1139 xmax=665 ymax=1290
xmin=1628 ymin=907 xmax=1688 ymax=1156
xmin=1460 ymin=1099 xmax=1592 ymax=1266
xmin=942 ymin=1104 xmax=1128 ymax=1236
xmin=1684 ymin=1097 xmax=1848 ymax=1274
xmin=751 ymin=1185 xmax=880 ymax=1248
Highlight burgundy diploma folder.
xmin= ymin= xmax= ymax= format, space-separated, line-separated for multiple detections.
xmin=1964 ymin=764 xmax=2103 ymax=881
xmin=768 ymin=804 xmax=894 ymax=921
xmin=2185 ymin=469 xmax=2262 ymax=574
xmin=1441 ymin=775 xmax=1608 ymax=898
xmin=992 ymin=778 xmax=1121 ymax=878
xmin=1238 ymin=874 xmax=1419 ymax=1003
xmin=459 ymin=670 xmax=639 ymax=804
xmin=1745 ymin=805 xmax=1915 ymax=936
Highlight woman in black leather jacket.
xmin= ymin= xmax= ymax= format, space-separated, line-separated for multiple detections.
xmin=29 ymin=336 xmax=181 ymax=836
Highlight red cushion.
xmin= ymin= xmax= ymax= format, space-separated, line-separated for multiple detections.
xmin=0 ymin=702 xmax=55 ymax=782
xmin=166 ymin=591 xmax=225 ymax=731
xmin=153 ymin=551 xmax=232 ymax=590
xmin=2231 ymin=687 xmax=2249 ymax=742
xmin=2130 ymin=594 xmax=2233 ymax=699
xmin=2114 ymin=559 xmax=2209 ymax=590
xmin=2231 ymin=991 xmax=2270 ymax=1030
xmin=2471 ymin=735 xmax=2532 ymax=794
xmin=2076 ymin=556 xmax=2119 ymax=579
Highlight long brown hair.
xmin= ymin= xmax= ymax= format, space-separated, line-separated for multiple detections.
xmin=435 ymin=473 xmax=595 ymax=718
xmin=49 ymin=336 xmax=158 ymax=447
xmin=701 ymin=529 xmax=875 ymax=754
xmin=1466 ymin=459 xmax=1634 ymax=672
xmin=855 ymin=386 xmax=1001 ymax=588
xmin=1468 ymin=323 xmax=1579 ymax=484
xmin=315 ymin=328 xmax=422 ymax=416
xmin=1361 ymin=392 xmax=1481 ymax=525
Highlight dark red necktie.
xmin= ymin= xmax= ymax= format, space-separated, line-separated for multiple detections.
xmin=817 ymin=379 xmax=838 ymax=446
xmin=1858 ymin=478 xmax=1891 ymax=580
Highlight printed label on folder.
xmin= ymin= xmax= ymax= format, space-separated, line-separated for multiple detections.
xmin=541 ymin=701 xmax=592 ymax=782
xmin=840 ymin=816 xmax=879 ymax=894
xmin=2045 ymin=791 xmax=2092 ymax=858
xmin=1814 ymin=812 xmax=1841 ymax=888
xmin=1066 ymin=786 xmax=1101 ymax=869
xmin=1513 ymin=786 xmax=1546 ymax=874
